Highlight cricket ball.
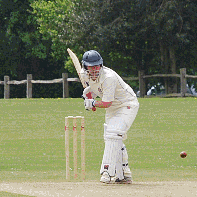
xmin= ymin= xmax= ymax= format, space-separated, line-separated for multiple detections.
xmin=180 ymin=151 xmax=187 ymax=158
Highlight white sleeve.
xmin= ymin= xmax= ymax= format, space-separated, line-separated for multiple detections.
xmin=80 ymin=68 xmax=90 ymax=87
xmin=102 ymin=77 xmax=117 ymax=102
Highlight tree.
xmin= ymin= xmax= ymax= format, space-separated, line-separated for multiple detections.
xmin=31 ymin=0 xmax=197 ymax=95
xmin=0 ymin=0 xmax=67 ymax=98
xmin=31 ymin=0 xmax=77 ymax=70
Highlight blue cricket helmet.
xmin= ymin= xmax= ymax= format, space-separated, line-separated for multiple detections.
xmin=82 ymin=50 xmax=103 ymax=67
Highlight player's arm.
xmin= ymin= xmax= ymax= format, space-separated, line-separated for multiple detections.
xmin=91 ymin=76 xmax=115 ymax=109
xmin=99 ymin=76 xmax=117 ymax=108
xmin=84 ymin=99 xmax=112 ymax=110
xmin=94 ymin=101 xmax=112 ymax=108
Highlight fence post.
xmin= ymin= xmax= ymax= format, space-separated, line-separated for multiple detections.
xmin=27 ymin=74 xmax=32 ymax=98
xmin=138 ymin=70 xmax=145 ymax=98
xmin=180 ymin=68 xmax=187 ymax=97
xmin=4 ymin=76 xmax=10 ymax=99
xmin=62 ymin=73 xmax=69 ymax=98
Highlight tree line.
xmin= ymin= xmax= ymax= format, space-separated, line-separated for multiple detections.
xmin=0 ymin=0 xmax=197 ymax=98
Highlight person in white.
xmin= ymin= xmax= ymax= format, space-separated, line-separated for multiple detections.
xmin=81 ymin=50 xmax=139 ymax=184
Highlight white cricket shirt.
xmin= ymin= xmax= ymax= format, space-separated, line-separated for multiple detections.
xmin=80 ymin=66 xmax=138 ymax=110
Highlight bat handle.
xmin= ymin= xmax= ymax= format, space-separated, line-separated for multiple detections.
xmin=82 ymin=92 xmax=96 ymax=112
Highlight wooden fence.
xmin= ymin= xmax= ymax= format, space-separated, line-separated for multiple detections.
xmin=131 ymin=68 xmax=197 ymax=97
xmin=0 ymin=73 xmax=80 ymax=99
xmin=0 ymin=68 xmax=197 ymax=99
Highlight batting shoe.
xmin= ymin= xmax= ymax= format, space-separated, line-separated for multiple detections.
xmin=114 ymin=178 xmax=132 ymax=184
xmin=109 ymin=174 xmax=132 ymax=184
xmin=100 ymin=172 xmax=111 ymax=184
xmin=123 ymin=167 xmax=132 ymax=184
xmin=110 ymin=176 xmax=132 ymax=184
xmin=123 ymin=176 xmax=132 ymax=184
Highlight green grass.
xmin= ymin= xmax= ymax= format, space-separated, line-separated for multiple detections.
xmin=0 ymin=97 xmax=197 ymax=182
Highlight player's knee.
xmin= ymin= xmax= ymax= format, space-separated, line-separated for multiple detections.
xmin=104 ymin=123 xmax=127 ymax=140
xmin=105 ymin=129 xmax=126 ymax=140
xmin=107 ymin=124 xmax=127 ymax=135
xmin=105 ymin=133 xmax=122 ymax=140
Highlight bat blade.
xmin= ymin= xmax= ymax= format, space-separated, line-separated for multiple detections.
xmin=67 ymin=48 xmax=86 ymax=88
xmin=67 ymin=48 xmax=96 ymax=111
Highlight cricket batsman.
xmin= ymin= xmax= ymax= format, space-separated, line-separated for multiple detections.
xmin=81 ymin=50 xmax=139 ymax=184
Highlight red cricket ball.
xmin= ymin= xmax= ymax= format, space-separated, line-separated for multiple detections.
xmin=180 ymin=151 xmax=187 ymax=158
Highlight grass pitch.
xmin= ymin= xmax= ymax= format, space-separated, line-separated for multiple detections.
xmin=0 ymin=97 xmax=196 ymax=182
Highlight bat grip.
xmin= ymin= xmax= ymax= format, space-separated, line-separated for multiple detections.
xmin=82 ymin=92 xmax=96 ymax=111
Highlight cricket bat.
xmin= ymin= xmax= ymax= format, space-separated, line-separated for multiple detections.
xmin=67 ymin=48 xmax=96 ymax=111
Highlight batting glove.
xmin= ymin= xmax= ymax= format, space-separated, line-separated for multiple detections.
xmin=84 ymin=99 xmax=96 ymax=110
xmin=82 ymin=86 xmax=97 ymax=99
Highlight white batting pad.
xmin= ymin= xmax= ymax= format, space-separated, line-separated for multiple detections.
xmin=122 ymin=144 xmax=132 ymax=178
xmin=122 ymin=144 xmax=128 ymax=170
xmin=100 ymin=138 xmax=124 ymax=179
xmin=116 ymin=144 xmax=124 ymax=180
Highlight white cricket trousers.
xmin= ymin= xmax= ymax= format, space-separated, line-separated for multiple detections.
xmin=105 ymin=104 xmax=139 ymax=136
